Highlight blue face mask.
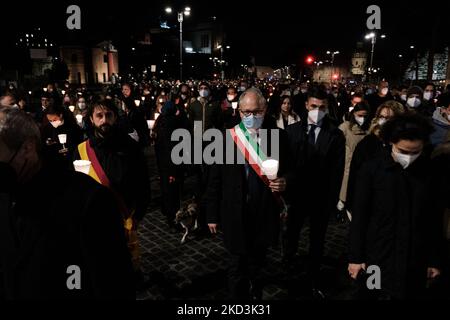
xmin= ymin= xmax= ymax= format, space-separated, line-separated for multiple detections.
xmin=242 ymin=114 xmax=264 ymax=129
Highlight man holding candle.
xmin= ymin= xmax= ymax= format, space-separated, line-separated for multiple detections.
xmin=205 ymin=88 xmax=290 ymax=299
xmin=284 ymin=86 xmax=345 ymax=299
xmin=0 ymin=107 xmax=134 ymax=299
xmin=74 ymin=100 xmax=151 ymax=286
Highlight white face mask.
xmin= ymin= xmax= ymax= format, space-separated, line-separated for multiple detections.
xmin=354 ymin=115 xmax=365 ymax=126
xmin=50 ymin=120 xmax=62 ymax=128
xmin=392 ymin=147 xmax=421 ymax=169
xmin=308 ymin=109 xmax=326 ymax=124
xmin=423 ymin=91 xmax=433 ymax=101
xmin=400 ymin=94 xmax=407 ymax=101
xmin=381 ymin=88 xmax=389 ymax=96
xmin=199 ymin=89 xmax=209 ymax=98
xmin=407 ymin=97 xmax=421 ymax=108
xmin=227 ymin=95 xmax=236 ymax=102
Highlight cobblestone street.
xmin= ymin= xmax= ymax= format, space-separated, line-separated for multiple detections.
xmin=137 ymin=147 xmax=355 ymax=300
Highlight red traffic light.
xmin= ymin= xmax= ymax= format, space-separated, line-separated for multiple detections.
xmin=306 ymin=56 xmax=315 ymax=64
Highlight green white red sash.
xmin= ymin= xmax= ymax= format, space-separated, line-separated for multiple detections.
xmin=229 ymin=122 xmax=288 ymax=214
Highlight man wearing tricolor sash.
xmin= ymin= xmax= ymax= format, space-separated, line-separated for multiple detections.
xmin=205 ymin=88 xmax=291 ymax=300
xmin=75 ymin=100 xmax=151 ymax=286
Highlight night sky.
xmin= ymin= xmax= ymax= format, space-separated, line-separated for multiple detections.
xmin=2 ymin=0 xmax=449 ymax=74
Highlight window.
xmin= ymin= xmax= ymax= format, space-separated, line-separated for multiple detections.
xmin=95 ymin=73 xmax=99 ymax=83
xmin=103 ymin=73 xmax=106 ymax=83
xmin=77 ymin=72 xmax=81 ymax=84
xmin=201 ymin=34 xmax=209 ymax=48
xmin=103 ymin=55 xmax=108 ymax=63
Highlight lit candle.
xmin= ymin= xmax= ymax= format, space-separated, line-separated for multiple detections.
xmin=73 ymin=160 xmax=91 ymax=175
xmin=69 ymin=105 xmax=75 ymax=112
xmin=57 ymin=134 xmax=67 ymax=144
xmin=141 ymin=96 xmax=145 ymax=101
xmin=134 ymin=99 xmax=140 ymax=107
xmin=154 ymin=113 xmax=160 ymax=120
xmin=262 ymin=159 xmax=279 ymax=180
xmin=76 ymin=114 xmax=83 ymax=125
xmin=147 ymin=120 xmax=155 ymax=130
xmin=61 ymin=90 xmax=66 ymax=95
xmin=231 ymin=102 xmax=238 ymax=110
xmin=43 ymin=88 xmax=48 ymax=92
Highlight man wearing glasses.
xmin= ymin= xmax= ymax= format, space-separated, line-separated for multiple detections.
xmin=205 ymin=88 xmax=291 ymax=299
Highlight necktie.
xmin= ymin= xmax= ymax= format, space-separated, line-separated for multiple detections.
xmin=308 ymin=124 xmax=317 ymax=145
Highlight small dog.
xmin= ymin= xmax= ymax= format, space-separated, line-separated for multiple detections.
xmin=174 ymin=200 xmax=198 ymax=244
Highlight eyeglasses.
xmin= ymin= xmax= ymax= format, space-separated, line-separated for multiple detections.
xmin=239 ymin=109 xmax=265 ymax=117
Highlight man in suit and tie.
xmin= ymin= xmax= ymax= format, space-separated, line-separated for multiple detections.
xmin=205 ymin=88 xmax=291 ymax=300
xmin=284 ymin=87 xmax=345 ymax=298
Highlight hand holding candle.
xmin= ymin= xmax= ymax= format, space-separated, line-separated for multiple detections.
xmin=262 ymin=159 xmax=286 ymax=193
xmin=73 ymin=160 xmax=91 ymax=175
xmin=262 ymin=159 xmax=278 ymax=180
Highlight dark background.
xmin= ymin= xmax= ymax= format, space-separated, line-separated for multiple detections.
xmin=1 ymin=0 xmax=449 ymax=77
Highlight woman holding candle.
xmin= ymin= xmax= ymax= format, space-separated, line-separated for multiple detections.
xmin=41 ymin=103 xmax=84 ymax=170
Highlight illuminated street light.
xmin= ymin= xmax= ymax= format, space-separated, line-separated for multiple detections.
xmin=165 ymin=7 xmax=191 ymax=80
xmin=364 ymin=32 xmax=386 ymax=74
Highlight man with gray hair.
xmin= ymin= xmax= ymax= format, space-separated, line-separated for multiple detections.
xmin=205 ymin=88 xmax=292 ymax=299
xmin=0 ymin=94 xmax=18 ymax=109
xmin=0 ymin=107 xmax=134 ymax=299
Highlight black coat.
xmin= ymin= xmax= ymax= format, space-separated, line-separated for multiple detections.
xmin=205 ymin=120 xmax=290 ymax=254
xmin=285 ymin=117 xmax=345 ymax=212
xmin=127 ymin=108 xmax=150 ymax=148
xmin=41 ymin=121 xmax=84 ymax=170
xmin=188 ymin=99 xmax=223 ymax=132
xmin=154 ymin=113 xmax=185 ymax=177
xmin=0 ymin=165 xmax=134 ymax=299
xmin=346 ymin=133 xmax=385 ymax=211
xmin=349 ymin=151 xmax=442 ymax=298
xmin=75 ymin=129 xmax=151 ymax=222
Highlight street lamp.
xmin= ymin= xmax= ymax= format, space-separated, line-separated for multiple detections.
xmin=326 ymin=50 xmax=339 ymax=80
xmin=365 ymin=32 xmax=386 ymax=74
xmin=165 ymin=6 xmax=191 ymax=81
xmin=216 ymin=44 xmax=230 ymax=80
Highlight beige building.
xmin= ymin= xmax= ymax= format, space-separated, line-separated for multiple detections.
xmin=60 ymin=41 xmax=119 ymax=84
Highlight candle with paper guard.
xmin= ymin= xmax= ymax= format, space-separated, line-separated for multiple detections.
xmin=69 ymin=105 xmax=75 ymax=112
xmin=262 ymin=159 xmax=279 ymax=180
xmin=147 ymin=120 xmax=155 ymax=130
xmin=58 ymin=134 xmax=67 ymax=144
xmin=73 ymin=160 xmax=91 ymax=175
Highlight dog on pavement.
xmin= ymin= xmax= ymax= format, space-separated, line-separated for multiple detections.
xmin=174 ymin=200 xmax=198 ymax=244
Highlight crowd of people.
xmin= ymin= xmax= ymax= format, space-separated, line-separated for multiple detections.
xmin=0 ymin=76 xmax=449 ymax=300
